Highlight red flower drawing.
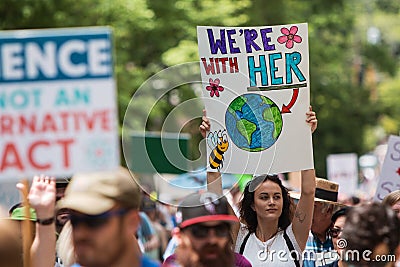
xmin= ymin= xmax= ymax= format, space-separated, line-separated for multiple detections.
xmin=206 ymin=78 xmax=224 ymax=97
xmin=277 ymin=26 xmax=302 ymax=49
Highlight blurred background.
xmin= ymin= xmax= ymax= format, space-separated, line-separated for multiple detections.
xmin=0 ymin=0 xmax=399 ymax=206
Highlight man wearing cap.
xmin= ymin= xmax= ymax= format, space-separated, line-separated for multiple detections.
xmin=291 ymin=178 xmax=340 ymax=267
xmin=163 ymin=192 xmax=251 ymax=267
xmin=58 ymin=167 xmax=159 ymax=267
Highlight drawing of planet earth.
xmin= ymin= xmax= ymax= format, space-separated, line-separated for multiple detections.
xmin=225 ymin=93 xmax=283 ymax=152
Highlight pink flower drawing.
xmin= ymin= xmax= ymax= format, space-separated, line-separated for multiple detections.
xmin=277 ymin=26 xmax=302 ymax=49
xmin=206 ymin=78 xmax=224 ymax=97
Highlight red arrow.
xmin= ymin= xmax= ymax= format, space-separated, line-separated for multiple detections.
xmin=281 ymin=88 xmax=299 ymax=114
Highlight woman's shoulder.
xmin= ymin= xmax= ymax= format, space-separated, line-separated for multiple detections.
xmin=239 ymin=222 xmax=248 ymax=230
xmin=234 ymin=223 xmax=251 ymax=252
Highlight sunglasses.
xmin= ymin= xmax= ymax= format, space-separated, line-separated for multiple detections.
xmin=69 ymin=209 xmax=128 ymax=229
xmin=184 ymin=223 xmax=230 ymax=239
xmin=329 ymin=227 xmax=343 ymax=238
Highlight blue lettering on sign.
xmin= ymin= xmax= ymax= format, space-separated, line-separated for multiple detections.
xmin=54 ymin=88 xmax=90 ymax=106
xmin=269 ymin=53 xmax=283 ymax=85
xmin=391 ymin=141 xmax=400 ymax=161
xmin=248 ymin=55 xmax=268 ymax=86
xmin=286 ymin=52 xmax=305 ymax=83
xmin=247 ymin=52 xmax=306 ymax=87
xmin=0 ymin=30 xmax=113 ymax=83
xmin=0 ymin=88 xmax=42 ymax=109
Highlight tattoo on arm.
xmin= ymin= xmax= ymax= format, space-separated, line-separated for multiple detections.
xmin=295 ymin=211 xmax=306 ymax=223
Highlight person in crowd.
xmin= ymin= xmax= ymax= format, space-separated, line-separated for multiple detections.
xmin=0 ymin=218 xmax=23 ymax=267
xmin=163 ymin=228 xmax=180 ymax=261
xmin=0 ymin=206 xmax=7 ymax=218
xmin=163 ymin=192 xmax=252 ymax=267
xmin=57 ymin=167 xmax=159 ymax=267
xmin=15 ymin=175 xmax=58 ymax=267
xmin=9 ymin=202 xmax=23 ymax=216
xmin=10 ymin=205 xmax=37 ymax=221
xmin=200 ymin=106 xmax=318 ymax=266
xmin=55 ymin=179 xmax=70 ymax=236
xmin=137 ymin=210 xmax=161 ymax=261
xmin=330 ymin=207 xmax=350 ymax=267
xmin=344 ymin=196 xmax=360 ymax=206
xmin=382 ymin=190 xmax=400 ymax=267
xmin=294 ymin=178 xmax=341 ymax=267
xmin=15 ymin=179 xmax=70 ymax=237
xmin=341 ymin=202 xmax=400 ymax=267
xmin=382 ymin=190 xmax=400 ymax=220
xmin=141 ymin=194 xmax=169 ymax=262
xmin=8 ymin=205 xmax=38 ymax=249
xmin=235 ymin=170 xmax=315 ymax=267
xmin=57 ymin=220 xmax=75 ymax=267
xmin=9 ymin=202 xmax=38 ymax=241
xmin=56 ymin=208 xmax=70 ymax=236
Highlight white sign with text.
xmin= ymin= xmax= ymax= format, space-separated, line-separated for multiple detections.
xmin=0 ymin=27 xmax=120 ymax=180
xmin=374 ymin=135 xmax=400 ymax=201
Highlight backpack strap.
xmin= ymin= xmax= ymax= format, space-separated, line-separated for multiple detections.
xmin=283 ymin=230 xmax=300 ymax=267
xmin=239 ymin=232 xmax=251 ymax=255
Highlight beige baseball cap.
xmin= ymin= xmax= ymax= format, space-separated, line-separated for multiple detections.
xmin=57 ymin=167 xmax=141 ymax=215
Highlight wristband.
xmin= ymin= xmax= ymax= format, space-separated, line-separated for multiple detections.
xmin=36 ymin=217 xmax=55 ymax=225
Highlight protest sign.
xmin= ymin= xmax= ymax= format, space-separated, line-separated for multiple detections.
xmin=327 ymin=153 xmax=358 ymax=196
xmin=0 ymin=27 xmax=119 ymax=180
xmin=374 ymin=135 xmax=400 ymax=201
xmin=197 ymin=23 xmax=313 ymax=174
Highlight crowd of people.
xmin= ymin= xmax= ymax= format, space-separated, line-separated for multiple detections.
xmin=1 ymin=108 xmax=400 ymax=267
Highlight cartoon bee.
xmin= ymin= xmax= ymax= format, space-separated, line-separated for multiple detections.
xmin=207 ymin=129 xmax=229 ymax=170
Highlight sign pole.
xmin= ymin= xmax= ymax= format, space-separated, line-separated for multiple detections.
xmin=21 ymin=179 xmax=32 ymax=267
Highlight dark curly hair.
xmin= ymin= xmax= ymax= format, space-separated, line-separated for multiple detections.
xmin=341 ymin=202 xmax=400 ymax=264
xmin=239 ymin=174 xmax=294 ymax=233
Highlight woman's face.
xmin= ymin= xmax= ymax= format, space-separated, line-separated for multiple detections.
xmin=253 ymin=180 xmax=283 ymax=222
xmin=391 ymin=201 xmax=400 ymax=220
xmin=332 ymin=215 xmax=346 ymax=252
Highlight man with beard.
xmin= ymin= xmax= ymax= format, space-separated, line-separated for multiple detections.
xmin=163 ymin=192 xmax=251 ymax=267
xmin=58 ymin=167 xmax=159 ymax=267
xmin=291 ymin=178 xmax=340 ymax=267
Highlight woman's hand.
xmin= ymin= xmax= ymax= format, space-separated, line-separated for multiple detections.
xmin=17 ymin=175 xmax=56 ymax=219
xmin=306 ymin=106 xmax=318 ymax=133
xmin=199 ymin=109 xmax=210 ymax=138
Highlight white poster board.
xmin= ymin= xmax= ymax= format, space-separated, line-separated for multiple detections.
xmin=374 ymin=135 xmax=400 ymax=201
xmin=327 ymin=153 xmax=358 ymax=196
xmin=0 ymin=27 xmax=120 ymax=180
xmin=197 ymin=23 xmax=313 ymax=175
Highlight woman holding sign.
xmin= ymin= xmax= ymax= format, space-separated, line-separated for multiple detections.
xmin=201 ymin=107 xmax=317 ymax=266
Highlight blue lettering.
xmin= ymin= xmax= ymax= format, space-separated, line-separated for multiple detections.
xmin=244 ymin=29 xmax=261 ymax=53
xmin=54 ymin=88 xmax=90 ymax=106
xmin=207 ymin=29 xmax=227 ymax=54
xmin=391 ymin=142 xmax=400 ymax=161
xmin=269 ymin=53 xmax=283 ymax=85
xmin=260 ymin=28 xmax=275 ymax=51
xmin=0 ymin=88 xmax=41 ymax=110
xmin=55 ymin=89 xmax=69 ymax=106
xmin=285 ymin=52 xmax=305 ymax=83
xmin=248 ymin=55 xmax=268 ymax=86
xmin=226 ymin=30 xmax=240 ymax=54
